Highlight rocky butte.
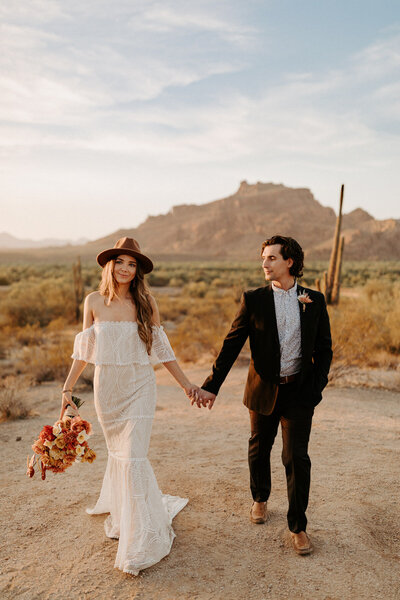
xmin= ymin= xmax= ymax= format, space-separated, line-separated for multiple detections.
xmin=1 ymin=181 xmax=399 ymax=261
xmin=86 ymin=181 xmax=400 ymax=261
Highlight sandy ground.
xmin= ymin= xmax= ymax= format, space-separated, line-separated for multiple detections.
xmin=1 ymin=365 xmax=400 ymax=600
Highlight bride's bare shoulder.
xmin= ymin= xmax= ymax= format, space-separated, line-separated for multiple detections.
xmin=85 ymin=291 xmax=102 ymax=308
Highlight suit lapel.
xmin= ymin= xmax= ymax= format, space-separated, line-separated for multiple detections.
xmin=263 ymin=285 xmax=280 ymax=346
xmin=297 ymin=284 xmax=310 ymax=363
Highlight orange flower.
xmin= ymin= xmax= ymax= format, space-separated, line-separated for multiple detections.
xmin=55 ymin=434 xmax=66 ymax=449
xmin=32 ymin=441 xmax=47 ymax=455
xmin=62 ymin=417 xmax=72 ymax=430
xmin=71 ymin=417 xmax=92 ymax=435
xmin=83 ymin=448 xmax=96 ymax=463
xmin=41 ymin=454 xmax=51 ymax=466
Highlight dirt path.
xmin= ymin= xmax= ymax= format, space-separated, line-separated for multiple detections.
xmin=1 ymin=366 xmax=399 ymax=600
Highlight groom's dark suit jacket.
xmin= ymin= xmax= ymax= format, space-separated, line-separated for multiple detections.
xmin=202 ymin=284 xmax=333 ymax=415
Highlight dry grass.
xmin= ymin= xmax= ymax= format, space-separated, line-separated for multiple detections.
xmin=156 ymin=281 xmax=400 ymax=373
xmin=156 ymin=290 xmax=239 ymax=362
xmin=0 ymin=273 xmax=399 ymax=389
xmin=0 ymin=278 xmax=76 ymax=327
xmin=329 ymin=281 xmax=400 ymax=368
xmin=17 ymin=338 xmax=73 ymax=384
xmin=0 ymin=375 xmax=34 ymax=422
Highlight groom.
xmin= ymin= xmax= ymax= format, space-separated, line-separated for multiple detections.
xmin=197 ymin=235 xmax=332 ymax=554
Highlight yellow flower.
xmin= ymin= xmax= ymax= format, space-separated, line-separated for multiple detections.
xmin=83 ymin=448 xmax=96 ymax=464
xmin=52 ymin=423 xmax=62 ymax=436
xmin=75 ymin=445 xmax=84 ymax=456
xmin=50 ymin=447 xmax=62 ymax=460
xmin=43 ymin=439 xmax=55 ymax=449
xmin=55 ymin=435 xmax=66 ymax=449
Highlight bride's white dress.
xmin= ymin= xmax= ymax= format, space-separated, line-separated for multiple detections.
xmin=71 ymin=321 xmax=188 ymax=576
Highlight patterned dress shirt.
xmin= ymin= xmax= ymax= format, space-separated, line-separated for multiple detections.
xmin=272 ymin=281 xmax=302 ymax=376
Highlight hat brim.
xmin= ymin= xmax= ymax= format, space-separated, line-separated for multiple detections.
xmin=96 ymin=248 xmax=153 ymax=273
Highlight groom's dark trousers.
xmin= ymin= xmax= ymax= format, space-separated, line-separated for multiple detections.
xmin=249 ymin=378 xmax=313 ymax=533
xmin=202 ymin=284 xmax=332 ymax=533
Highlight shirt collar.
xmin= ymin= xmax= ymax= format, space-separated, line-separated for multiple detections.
xmin=272 ymin=281 xmax=298 ymax=296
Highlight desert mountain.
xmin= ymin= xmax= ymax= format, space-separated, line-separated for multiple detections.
xmin=83 ymin=181 xmax=400 ymax=261
xmin=0 ymin=231 xmax=88 ymax=249
xmin=2 ymin=181 xmax=399 ymax=262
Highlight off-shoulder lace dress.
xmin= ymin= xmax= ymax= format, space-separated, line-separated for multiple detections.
xmin=71 ymin=321 xmax=188 ymax=576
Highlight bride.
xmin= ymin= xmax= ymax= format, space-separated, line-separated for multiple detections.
xmin=60 ymin=237 xmax=201 ymax=576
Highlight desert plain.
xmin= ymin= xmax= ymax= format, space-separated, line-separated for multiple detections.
xmin=1 ymin=364 xmax=399 ymax=600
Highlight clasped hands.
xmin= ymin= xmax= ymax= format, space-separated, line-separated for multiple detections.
xmin=185 ymin=385 xmax=216 ymax=410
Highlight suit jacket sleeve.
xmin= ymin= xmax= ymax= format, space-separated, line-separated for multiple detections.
xmin=313 ymin=294 xmax=333 ymax=393
xmin=202 ymin=292 xmax=250 ymax=395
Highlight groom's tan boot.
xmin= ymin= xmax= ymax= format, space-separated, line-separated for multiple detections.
xmin=290 ymin=531 xmax=313 ymax=555
xmin=250 ymin=501 xmax=267 ymax=524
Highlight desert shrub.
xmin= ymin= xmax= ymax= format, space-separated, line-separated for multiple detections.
xmin=46 ymin=317 xmax=69 ymax=333
xmin=0 ymin=375 xmax=33 ymax=422
xmin=155 ymin=295 xmax=190 ymax=322
xmin=168 ymin=294 xmax=238 ymax=362
xmin=161 ymin=278 xmax=400 ymax=367
xmin=328 ymin=280 xmax=400 ymax=366
xmin=183 ymin=281 xmax=208 ymax=298
xmin=211 ymin=277 xmax=230 ymax=288
xmin=329 ymin=301 xmax=387 ymax=365
xmin=14 ymin=323 xmax=45 ymax=346
xmin=1 ymin=261 xmax=399 ymax=372
xmin=168 ymin=277 xmax=185 ymax=287
xmin=148 ymin=272 xmax=170 ymax=286
xmin=18 ymin=338 xmax=73 ymax=384
xmin=0 ymin=278 xmax=76 ymax=327
xmin=0 ymin=330 xmax=7 ymax=359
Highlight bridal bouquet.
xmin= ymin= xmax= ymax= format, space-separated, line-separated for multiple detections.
xmin=26 ymin=396 xmax=96 ymax=480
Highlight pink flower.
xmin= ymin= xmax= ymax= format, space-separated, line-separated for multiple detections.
xmin=298 ymin=292 xmax=313 ymax=312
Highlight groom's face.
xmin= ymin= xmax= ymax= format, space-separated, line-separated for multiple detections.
xmin=262 ymin=244 xmax=293 ymax=282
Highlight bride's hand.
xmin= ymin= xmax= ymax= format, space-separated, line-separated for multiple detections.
xmin=184 ymin=384 xmax=202 ymax=408
xmin=191 ymin=388 xmax=216 ymax=410
xmin=60 ymin=391 xmax=79 ymax=420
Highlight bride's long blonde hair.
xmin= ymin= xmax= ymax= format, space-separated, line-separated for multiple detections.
xmin=99 ymin=258 xmax=153 ymax=354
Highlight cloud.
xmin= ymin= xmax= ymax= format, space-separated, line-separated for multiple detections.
xmin=351 ymin=30 xmax=400 ymax=81
xmin=132 ymin=2 xmax=256 ymax=46
xmin=0 ymin=0 xmax=68 ymax=24
xmin=0 ymin=0 xmax=248 ymax=129
xmin=1 ymin=3 xmax=400 ymax=232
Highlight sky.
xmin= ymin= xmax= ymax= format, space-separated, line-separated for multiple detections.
xmin=1 ymin=0 xmax=400 ymax=242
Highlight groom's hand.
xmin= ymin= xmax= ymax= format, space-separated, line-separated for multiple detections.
xmin=192 ymin=388 xmax=216 ymax=410
xmin=185 ymin=384 xmax=202 ymax=407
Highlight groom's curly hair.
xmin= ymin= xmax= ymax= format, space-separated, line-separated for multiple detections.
xmin=261 ymin=235 xmax=304 ymax=278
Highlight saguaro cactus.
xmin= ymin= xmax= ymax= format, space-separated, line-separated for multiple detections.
xmin=331 ymin=235 xmax=344 ymax=304
xmin=72 ymin=256 xmax=84 ymax=323
xmin=325 ymin=184 xmax=344 ymax=304
xmin=315 ymin=271 xmax=328 ymax=296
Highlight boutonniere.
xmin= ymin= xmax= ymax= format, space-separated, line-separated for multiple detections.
xmin=298 ymin=291 xmax=313 ymax=312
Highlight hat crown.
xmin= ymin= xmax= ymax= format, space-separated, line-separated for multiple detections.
xmin=96 ymin=236 xmax=153 ymax=273
xmin=114 ymin=237 xmax=141 ymax=253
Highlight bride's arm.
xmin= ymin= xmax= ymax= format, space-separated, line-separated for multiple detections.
xmin=149 ymin=295 xmax=201 ymax=405
xmin=60 ymin=295 xmax=94 ymax=418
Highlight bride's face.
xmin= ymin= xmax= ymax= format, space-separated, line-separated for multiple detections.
xmin=113 ymin=254 xmax=137 ymax=284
